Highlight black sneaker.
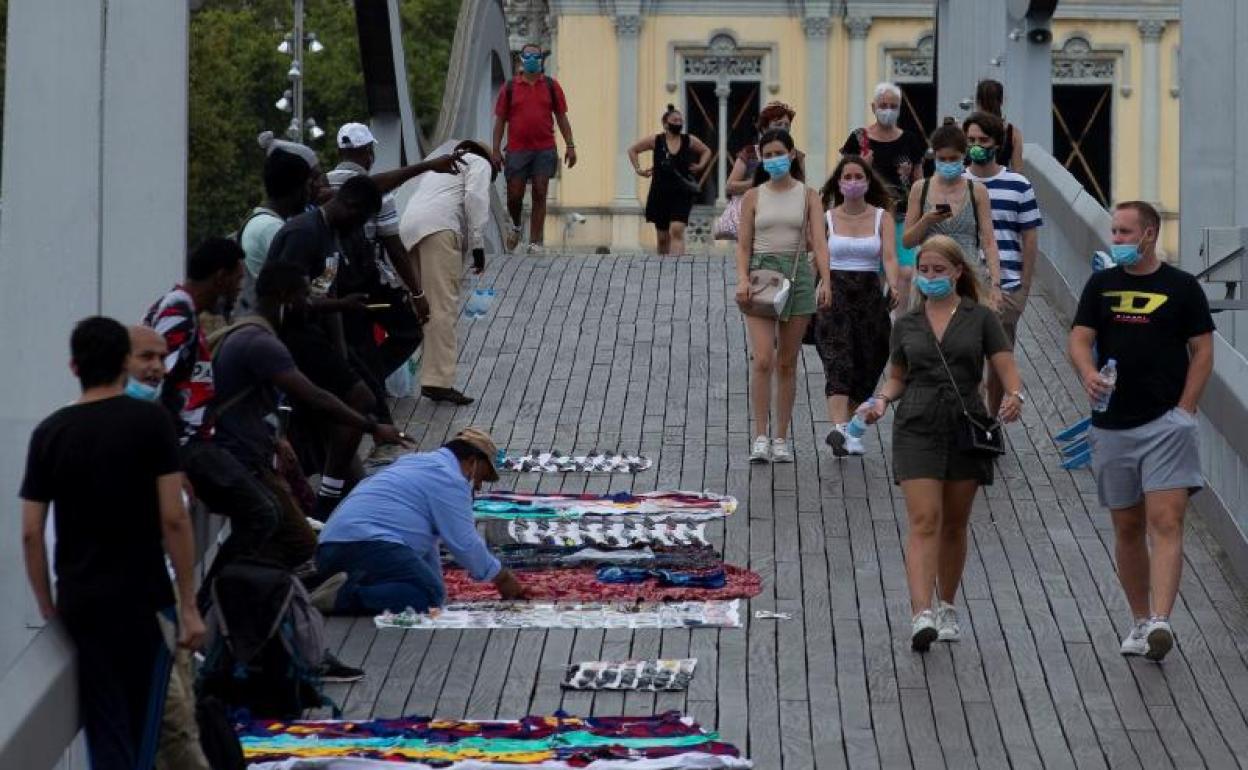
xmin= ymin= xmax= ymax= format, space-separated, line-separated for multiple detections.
xmin=421 ymin=386 xmax=475 ymax=405
xmin=320 ymin=651 xmax=365 ymax=683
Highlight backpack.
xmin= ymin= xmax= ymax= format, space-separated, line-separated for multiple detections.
xmin=503 ymin=75 xmax=561 ymax=118
xmin=919 ymin=177 xmax=981 ymax=250
xmin=196 ymin=559 xmax=336 ymax=719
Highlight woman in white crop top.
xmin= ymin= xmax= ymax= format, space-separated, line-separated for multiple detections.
xmin=813 ymin=156 xmax=900 ymax=456
xmin=735 ymin=129 xmax=832 ymax=464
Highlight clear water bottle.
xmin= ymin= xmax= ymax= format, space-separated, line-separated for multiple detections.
xmin=1091 ymin=358 xmax=1117 ymax=413
xmin=311 ymin=254 xmax=339 ymax=298
xmin=846 ymin=399 xmax=875 ymax=439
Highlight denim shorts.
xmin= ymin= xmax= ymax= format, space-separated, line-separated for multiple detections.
xmin=504 ymin=148 xmax=558 ymax=182
xmin=1089 ymin=408 xmax=1204 ymax=509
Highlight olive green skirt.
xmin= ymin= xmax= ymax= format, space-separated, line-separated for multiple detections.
xmin=749 ymin=252 xmax=816 ymax=320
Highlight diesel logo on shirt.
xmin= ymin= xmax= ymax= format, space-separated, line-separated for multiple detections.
xmin=1103 ymin=290 xmax=1169 ymax=322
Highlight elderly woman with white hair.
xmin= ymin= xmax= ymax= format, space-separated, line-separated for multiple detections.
xmin=839 ymin=82 xmax=928 ymax=307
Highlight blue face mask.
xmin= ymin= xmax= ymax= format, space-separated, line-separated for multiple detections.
xmin=124 ymin=376 xmax=161 ymax=402
xmin=935 ymin=160 xmax=965 ymax=180
xmin=915 ymin=275 xmax=955 ymax=299
xmin=1110 ymin=243 xmax=1142 ymax=267
xmin=520 ymin=54 xmax=542 ymax=74
xmin=762 ymin=155 xmax=792 ymax=179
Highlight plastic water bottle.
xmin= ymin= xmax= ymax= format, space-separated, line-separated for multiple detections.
xmin=464 ymin=286 xmax=496 ymax=319
xmin=1091 ymin=358 xmax=1117 ymax=413
xmin=846 ymin=399 xmax=875 ymax=439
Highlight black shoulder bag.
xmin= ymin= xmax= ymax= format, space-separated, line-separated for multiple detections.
xmin=928 ymin=310 xmax=1005 ymax=458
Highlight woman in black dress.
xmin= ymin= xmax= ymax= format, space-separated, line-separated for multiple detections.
xmin=628 ymin=105 xmax=712 ymax=255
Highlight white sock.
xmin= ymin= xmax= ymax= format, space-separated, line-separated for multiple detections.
xmin=319 ymin=476 xmax=345 ymax=499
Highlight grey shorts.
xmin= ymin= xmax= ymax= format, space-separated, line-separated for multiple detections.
xmin=1089 ymin=408 xmax=1204 ymax=510
xmin=504 ymin=148 xmax=558 ymax=182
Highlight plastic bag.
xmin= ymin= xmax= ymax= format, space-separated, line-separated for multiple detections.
xmin=385 ymin=358 xmax=417 ymax=398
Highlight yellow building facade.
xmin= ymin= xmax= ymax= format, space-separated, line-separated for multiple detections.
xmin=507 ymin=1 xmax=1180 ymax=254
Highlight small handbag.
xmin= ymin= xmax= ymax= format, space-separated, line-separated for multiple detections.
xmin=928 ymin=312 xmax=1006 ymax=458
xmin=742 ymin=193 xmax=809 ymax=319
xmin=713 ymin=195 xmax=744 ymax=241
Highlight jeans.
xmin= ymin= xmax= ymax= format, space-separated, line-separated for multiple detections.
xmin=181 ymin=441 xmax=280 ymax=598
xmin=317 ymin=540 xmax=445 ymax=615
xmin=61 ymin=606 xmax=174 ymax=770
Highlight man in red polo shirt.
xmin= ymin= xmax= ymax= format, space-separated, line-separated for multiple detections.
xmin=491 ymin=43 xmax=577 ymax=255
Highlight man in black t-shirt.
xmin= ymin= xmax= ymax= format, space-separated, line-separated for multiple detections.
xmin=267 ymin=175 xmax=403 ymax=519
xmin=1069 ymin=201 xmax=1215 ymax=663
xmin=21 ymin=316 xmax=205 ymax=770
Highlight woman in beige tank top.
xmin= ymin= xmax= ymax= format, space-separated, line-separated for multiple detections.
xmin=735 ymin=129 xmax=832 ymax=463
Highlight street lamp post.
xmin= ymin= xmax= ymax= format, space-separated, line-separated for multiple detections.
xmin=276 ymin=0 xmax=324 ymax=142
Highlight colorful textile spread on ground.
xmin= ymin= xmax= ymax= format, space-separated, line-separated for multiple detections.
xmin=474 ymin=492 xmax=736 ymax=522
xmin=239 ymin=712 xmax=751 ymax=768
xmin=444 ymin=564 xmax=760 ymax=602
xmin=373 ymin=601 xmax=742 ymax=630
xmin=562 ymin=660 xmax=697 ymax=691
xmin=499 ymin=520 xmax=710 ymax=548
xmin=499 ymin=451 xmax=653 ymax=474
xmin=475 ymin=544 xmax=721 ymax=571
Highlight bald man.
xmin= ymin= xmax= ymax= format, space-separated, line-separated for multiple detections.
xmin=122 ymin=327 xmax=212 ymax=770
xmin=126 ymin=325 xmax=168 ymax=401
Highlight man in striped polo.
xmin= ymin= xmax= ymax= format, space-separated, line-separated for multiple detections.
xmin=964 ymin=111 xmax=1043 ymax=414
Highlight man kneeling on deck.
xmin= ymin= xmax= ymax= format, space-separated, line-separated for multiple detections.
xmin=316 ymin=428 xmax=528 ymax=614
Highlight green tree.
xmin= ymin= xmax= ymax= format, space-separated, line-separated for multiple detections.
xmin=187 ymin=0 xmax=460 ymax=245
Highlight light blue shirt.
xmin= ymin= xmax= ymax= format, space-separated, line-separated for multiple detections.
xmin=319 ymin=448 xmax=501 ymax=583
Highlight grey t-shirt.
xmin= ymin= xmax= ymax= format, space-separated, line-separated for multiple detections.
xmin=213 ymin=324 xmax=297 ymax=472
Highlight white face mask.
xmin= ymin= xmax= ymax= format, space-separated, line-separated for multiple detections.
xmin=875 ymin=107 xmax=900 ymax=127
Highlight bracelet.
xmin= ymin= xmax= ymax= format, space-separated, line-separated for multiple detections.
xmin=566 ymin=144 xmax=576 ymax=149
xmin=411 ymin=291 xmax=425 ymax=300
xmin=873 ymin=394 xmax=892 ymax=405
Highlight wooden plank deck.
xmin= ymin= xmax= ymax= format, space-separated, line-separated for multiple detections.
xmin=325 ymin=253 xmax=1248 ymax=769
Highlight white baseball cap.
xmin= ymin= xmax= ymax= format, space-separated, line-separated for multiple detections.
xmin=337 ymin=122 xmax=377 ymax=149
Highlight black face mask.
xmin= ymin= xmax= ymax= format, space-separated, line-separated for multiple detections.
xmin=665 ymin=123 xmax=683 ymax=135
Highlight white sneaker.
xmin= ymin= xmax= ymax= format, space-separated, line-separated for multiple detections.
xmin=936 ymin=601 xmax=961 ymax=642
xmin=1144 ymin=618 xmax=1174 ymax=661
xmin=1120 ymin=620 xmax=1148 ymax=656
xmin=826 ymin=425 xmax=848 ymax=457
xmin=770 ymin=438 xmax=793 ymax=463
xmin=526 ymin=243 xmax=546 ymax=256
xmin=911 ymin=609 xmax=939 ymax=652
xmin=845 ymin=434 xmax=866 ymax=456
xmin=749 ymin=436 xmax=771 ymax=463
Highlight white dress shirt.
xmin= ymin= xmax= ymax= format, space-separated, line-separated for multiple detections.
xmin=398 ymin=152 xmax=493 ymax=253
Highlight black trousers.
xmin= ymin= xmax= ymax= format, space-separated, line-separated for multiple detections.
xmin=181 ymin=440 xmax=280 ymax=595
xmin=343 ymin=280 xmax=423 ymax=421
xmin=61 ymin=605 xmax=174 ymax=770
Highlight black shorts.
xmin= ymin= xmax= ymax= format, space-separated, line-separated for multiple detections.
xmin=505 ymin=149 xmax=559 ymax=182
xmin=280 ymin=322 xmax=361 ymax=400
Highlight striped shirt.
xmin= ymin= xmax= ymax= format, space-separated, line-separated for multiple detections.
xmin=964 ymin=167 xmax=1042 ymax=291
xmin=143 ymin=286 xmax=214 ymax=443
xmin=327 ymin=161 xmax=400 ymax=240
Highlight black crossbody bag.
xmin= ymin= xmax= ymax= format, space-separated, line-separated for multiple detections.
xmin=928 ymin=312 xmax=1006 ymax=458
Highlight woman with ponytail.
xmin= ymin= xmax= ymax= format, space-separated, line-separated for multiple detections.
xmin=627 ymin=105 xmax=712 ymax=255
